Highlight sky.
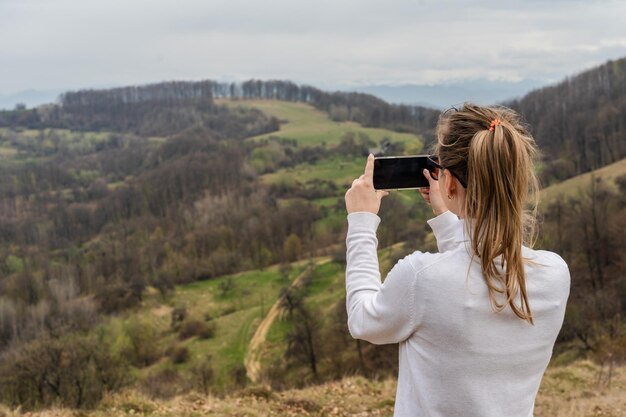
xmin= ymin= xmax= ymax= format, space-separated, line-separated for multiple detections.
xmin=1 ymin=0 xmax=626 ymax=96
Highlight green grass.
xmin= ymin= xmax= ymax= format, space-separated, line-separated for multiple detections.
xmin=169 ymin=266 xmax=304 ymax=389
xmin=308 ymin=261 xmax=343 ymax=298
xmin=313 ymin=209 xmax=346 ymax=235
xmin=260 ymin=314 xmax=293 ymax=371
xmin=147 ymin=136 xmax=167 ymax=145
xmin=302 ymin=246 xmax=405 ymax=315
xmin=257 ymin=248 xmax=408 ymax=383
xmin=218 ymin=99 xmax=423 ymax=149
xmin=0 ymin=145 xmax=17 ymax=158
xmin=95 ymin=264 xmax=306 ymax=393
xmin=238 ymin=100 xmax=429 ymax=214
xmin=262 ymin=155 xmax=365 ymax=188
xmin=312 ymin=196 xmax=344 ymax=208
xmin=256 ymin=260 xmax=347 ymax=380
xmin=187 ymin=307 xmax=261 ymax=389
xmin=177 ymin=268 xmax=287 ymax=307
xmin=540 ymin=157 xmax=626 ymax=206
xmin=107 ymin=181 xmax=126 ymax=190
xmin=265 ymin=315 xmax=293 ymax=345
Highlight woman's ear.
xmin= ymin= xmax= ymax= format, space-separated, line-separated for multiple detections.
xmin=444 ymin=171 xmax=456 ymax=199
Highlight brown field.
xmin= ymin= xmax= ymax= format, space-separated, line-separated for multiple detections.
xmin=4 ymin=360 xmax=624 ymax=417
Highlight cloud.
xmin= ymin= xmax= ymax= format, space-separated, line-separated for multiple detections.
xmin=1 ymin=0 xmax=625 ymax=93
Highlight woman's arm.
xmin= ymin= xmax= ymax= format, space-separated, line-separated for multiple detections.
xmin=345 ymin=212 xmax=418 ymax=345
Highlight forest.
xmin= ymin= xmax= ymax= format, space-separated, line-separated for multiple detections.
xmin=0 ymin=58 xmax=624 ymax=411
xmin=508 ymin=57 xmax=626 ymax=184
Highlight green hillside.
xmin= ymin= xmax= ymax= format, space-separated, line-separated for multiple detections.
xmin=88 ymin=251 xmax=408 ymax=396
xmin=218 ymin=99 xmax=424 ymax=150
xmin=540 ymin=157 xmax=626 ymax=206
xmin=22 ymin=100 xmax=425 ymax=396
xmin=262 ymin=155 xmax=365 ymax=188
xmin=105 ymin=262 xmax=307 ymax=392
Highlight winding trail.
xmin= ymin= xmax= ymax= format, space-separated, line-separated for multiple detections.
xmin=244 ymin=258 xmax=329 ymax=383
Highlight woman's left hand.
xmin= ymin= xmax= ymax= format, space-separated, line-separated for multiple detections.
xmin=345 ymin=154 xmax=389 ymax=214
xmin=418 ymin=169 xmax=447 ymax=216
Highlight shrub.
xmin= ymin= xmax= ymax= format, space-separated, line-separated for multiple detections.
xmin=142 ymin=368 xmax=184 ymax=399
xmin=121 ymin=318 xmax=162 ymax=367
xmin=190 ymin=357 xmax=214 ymax=395
xmin=0 ymin=333 xmax=129 ymax=410
xmin=170 ymin=305 xmax=187 ymax=330
xmin=240 ymin=385 xmax=274 ymax=400
xmin=178 ymin=319 xmax=215 ymax=340
xmin=230 ymin=364 xmax=248 ymax=387
xmin=169 ymin=345 xmax=189 ymax=364
xmin=198 ymin=321 xmax=216 ymax=339
xmin=96 ymin=284 xmax=141 ymax=314
xmin=220 ymin=306 xmax=236 ymax=316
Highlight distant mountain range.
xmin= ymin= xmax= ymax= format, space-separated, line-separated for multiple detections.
xmin=0 ymin=89 xmax=63 ymax=110
xmin=340 ymin=79 xmax=548 ymax=109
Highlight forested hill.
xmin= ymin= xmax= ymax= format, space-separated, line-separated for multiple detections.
xmin=508 ymin=56 xmax=626 ymax=184
xmin=0 ymin=78 xmax=438 ymax=409
xmin=0 ymin=80 xmax=441 ymax=142
xmin=5 ymin=56 xmax=626 ymax=183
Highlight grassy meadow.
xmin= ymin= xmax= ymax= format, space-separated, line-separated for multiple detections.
xmin=261 ymin=155 xmax=365 ymax=189
xmin=96 ymin=262 xmax=309 ymax=393
xmin=218 ymin=99 xmax=424 ymax=150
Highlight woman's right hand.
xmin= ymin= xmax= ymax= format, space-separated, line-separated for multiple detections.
xmin=418 ymin=169 xmax=448 ymax=216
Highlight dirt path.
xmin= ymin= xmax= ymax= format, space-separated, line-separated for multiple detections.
xmin=244 ymin=258 xmax=329 ymax=383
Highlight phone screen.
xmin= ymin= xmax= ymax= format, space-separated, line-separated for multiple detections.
xmin=373 ymin=155 xmax=430 ymax=190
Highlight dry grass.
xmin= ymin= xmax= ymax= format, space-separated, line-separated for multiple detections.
xmin=9 ymin=360 xmax=626 ymax=417
xmin=535 ymin=360 xmax=626 ymax=417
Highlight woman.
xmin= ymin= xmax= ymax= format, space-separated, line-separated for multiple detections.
xmin=344 ymin=104 xmax=570 ymax=417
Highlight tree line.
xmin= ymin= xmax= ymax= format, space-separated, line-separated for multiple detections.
xmin=540 ymin=175 xmax=626 ymax=383
xmin=0 ymin=79 xmax=440 ymax=141
xmin=508 ymin=56 xmax=626 ymax=183
xmin=213 ymin=79 xmax=440 ymax=140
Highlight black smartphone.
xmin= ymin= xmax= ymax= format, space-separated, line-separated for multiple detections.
xmin=373 ymin=155 xmax=431 ymax=190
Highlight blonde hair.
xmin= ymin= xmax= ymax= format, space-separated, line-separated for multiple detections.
xmin=436 ymin=104 xmax=539 ymax=324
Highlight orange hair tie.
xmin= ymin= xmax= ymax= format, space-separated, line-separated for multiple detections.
xmin=488 ymin=118 xmax=502 ymax=132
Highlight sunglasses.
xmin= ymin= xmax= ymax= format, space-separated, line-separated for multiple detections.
xmin=426 ymin=155 xmax=467 ymax=188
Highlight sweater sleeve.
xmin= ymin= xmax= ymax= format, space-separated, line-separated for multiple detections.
xmin=345 ymin=212 xmax=417 ymax=345
xmin=426 ymin=210 xmax=461 ymax=253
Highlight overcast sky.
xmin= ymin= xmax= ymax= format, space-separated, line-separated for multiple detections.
xmin=1 ymin=0 xmax=626 ymax=95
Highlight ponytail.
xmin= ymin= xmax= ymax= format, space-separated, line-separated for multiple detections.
xmin=436 ymin=104 xmax=539 ymax=324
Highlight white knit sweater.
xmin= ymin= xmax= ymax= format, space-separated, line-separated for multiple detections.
xmin=345 ymin=211 xmax=570 ymax=417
